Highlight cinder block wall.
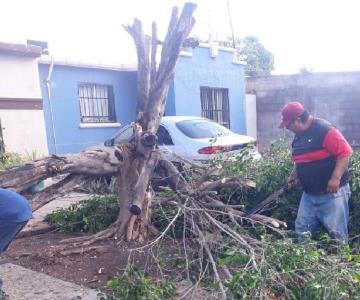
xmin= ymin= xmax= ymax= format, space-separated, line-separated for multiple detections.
xmin=246 ymin=72 xmax=360 ymax=150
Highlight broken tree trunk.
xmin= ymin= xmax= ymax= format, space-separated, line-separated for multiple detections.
xmin=0 ymin=148 xmax=123 ymax=192
xmin=55 ymin=3 xmax=198 ymax=249
xmin=110 ymin=3 xmax=197 ymax=241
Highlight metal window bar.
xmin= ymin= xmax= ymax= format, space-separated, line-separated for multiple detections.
xmin=78 ymin=83 xmax=116 ymax=123
xmin=200 ymin=87 xmax=230 ymax=128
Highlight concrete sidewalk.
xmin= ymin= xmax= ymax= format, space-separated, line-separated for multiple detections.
xmin=0 ymin=263 xmax=99 ymax=300
xmin=0 ymin=193 xmax=101 ymax=299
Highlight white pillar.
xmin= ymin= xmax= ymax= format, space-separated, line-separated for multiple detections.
xmin=245 ymin=94 xmax=257 ymax=139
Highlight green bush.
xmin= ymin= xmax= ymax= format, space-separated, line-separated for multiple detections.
xmin=224 ymin=237 xmax=360 ymax=299
xmin=151 ymin=204 xmax=192 ymax=238
xmin=215 ymin=140 xmax=360 ymax=233
xmin=78 ymin=176 xmax=116 ymax=195
xmin=212 ymin=139 xmax=301 ymax=228
xmin=348 ymin=151 xmax=360 ymax=237
xmin=45 ymin=194 xmax=119 ymax=233
xmin=0 ymin=152 xmax=23 ymax=169
xmin=97 ymin=267 xmax=176 ymax=300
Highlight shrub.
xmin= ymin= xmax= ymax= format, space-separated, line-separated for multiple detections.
xmin=348 ymin=151 xmax=360 ymax=237
xmin=214 ymin=140 xmax=360 ymax=233
xmin=212 ymin=139 xmax=302 ymax=228
xmin=224 ymin=237 xmax=360 ymax=299
xmin=78 ymin=176 xmax=116 ymax=195
xmin=97 ymin=267 xmax=176 ymax=300
xmin=0 ymin=152 xmax=23 ymax=169
xmin=45 ymin=194 xmax=119 ymax=233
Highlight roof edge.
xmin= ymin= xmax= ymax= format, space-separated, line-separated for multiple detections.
xmin=198 ymin=42 xmax=235 ymax=53
xmin=38 ymin=56 xmax=137 ymax=72
xmin=0 ymin=42 xmax=42 ymax=57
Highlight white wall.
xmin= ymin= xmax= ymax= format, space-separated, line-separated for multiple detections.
xmin=0 ymin=54 xmax=42 ymax=98
xmin=0 ymin=110 xmax=48 ymax=157
xmin=245 ymin=94 xmax=257 ymax=139
xmin=0 ymin=53 xmax=49 ymax=156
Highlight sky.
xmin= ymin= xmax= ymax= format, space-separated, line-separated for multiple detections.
xmin=1 ymin=0 xmax=360 ymax=74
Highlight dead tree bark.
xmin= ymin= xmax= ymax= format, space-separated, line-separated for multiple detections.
xmin=0 ymin=148 xmax=123 ymax=192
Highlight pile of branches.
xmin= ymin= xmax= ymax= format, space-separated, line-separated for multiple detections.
xmin=135 ymin=159 xmax=288 ymax=299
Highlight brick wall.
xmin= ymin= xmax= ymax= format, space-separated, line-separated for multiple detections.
xmin=246 ymin=72 xmax=360 ymax=150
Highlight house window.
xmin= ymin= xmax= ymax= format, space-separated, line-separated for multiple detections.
xmin=200 ymin=87 xmax=230 ymax=128
xmin=78 ymin=83 xmax=116 ymax=123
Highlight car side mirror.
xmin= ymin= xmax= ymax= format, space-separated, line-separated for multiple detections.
xmin=104 ymin=138 xmax=114 ymax=147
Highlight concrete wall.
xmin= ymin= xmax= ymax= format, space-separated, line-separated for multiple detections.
xmin=0 ymin=110 xmax=48 ymax=156
xmin=0 ymin=53 xmax=49 ymax=156
xmin=38 ymin=64 xmax=137 ymax=154
xmin=0 ymin=54 xmax=41 ymax=98
xmin=246 ymin=72 xmax=360 ymax=150
xmin=172 ymin=45 xmax=246 ymax=134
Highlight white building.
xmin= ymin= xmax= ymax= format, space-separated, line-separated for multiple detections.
xmin=0 ymin=42 xmax=49 ymax=156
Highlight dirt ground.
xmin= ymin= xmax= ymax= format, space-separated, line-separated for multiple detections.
xmin=2 ymin=231 xmax=182 ymax=294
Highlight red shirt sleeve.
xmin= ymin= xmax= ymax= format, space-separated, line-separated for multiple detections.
xmin=322 ymin=128 xmax=353 ymax=159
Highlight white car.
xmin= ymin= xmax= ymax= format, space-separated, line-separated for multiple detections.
xmin=104 ymin=116 xmax=261 ymax=164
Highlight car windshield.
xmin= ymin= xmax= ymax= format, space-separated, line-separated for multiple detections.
xmin=113 ymin=125 xmax=134 ymax=144
xmin=175 ymin=119 xmax=232 ymax=139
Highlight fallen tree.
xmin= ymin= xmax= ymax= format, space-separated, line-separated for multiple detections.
xmin=0 ymin=4 xmax=289 ymax=298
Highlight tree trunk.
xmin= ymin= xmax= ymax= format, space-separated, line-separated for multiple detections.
xmin=54 ymin=3 xmax=197 ymax=247
xmin=0 ymin=148 xmax=123 ymax=192
xmin=114 ymin=3 xmax=196 ymax=241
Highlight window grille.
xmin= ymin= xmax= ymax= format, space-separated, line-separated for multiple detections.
xmin=78 ymin=83 xmax=116 ymax=123
xmin=200 ymin=87 xmax=230 ymax=128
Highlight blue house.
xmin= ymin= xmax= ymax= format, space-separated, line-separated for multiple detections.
xmin=38 ymin=43 xmax=246 ymax=154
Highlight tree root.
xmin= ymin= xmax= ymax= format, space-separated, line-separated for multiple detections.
xmin=59 ymin=245 xmax=108 ymax=256
xmin=60 ymin=224 xmax=119 ymax=246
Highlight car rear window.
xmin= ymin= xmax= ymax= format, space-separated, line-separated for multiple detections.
xmin=175 ymin=119 xmax=232 ymax=139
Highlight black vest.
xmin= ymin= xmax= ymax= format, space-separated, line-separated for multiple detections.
xmin=292 ymin=118 xmax=349 ymax=195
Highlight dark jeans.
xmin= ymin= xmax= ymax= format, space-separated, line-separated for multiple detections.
xmin=0 ymin=221 xmax=28 ymax=255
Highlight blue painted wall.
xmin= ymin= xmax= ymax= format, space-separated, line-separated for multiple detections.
xmin=38 ymin=64 xmax=137 ymax=154
xmin=164 ymin=80 xmax=176 ymax=116
xmin=171 ymin=46 xmax=246 ymax=134
xmin=39 ymin=46 xmax=246 ymax=154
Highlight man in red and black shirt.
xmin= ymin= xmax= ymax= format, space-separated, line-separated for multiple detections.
xmin=279 ymin=101 xmax=352 ymax=242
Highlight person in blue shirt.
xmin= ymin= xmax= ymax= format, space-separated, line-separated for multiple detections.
xmin=0 ymin=188 xmax=32 ymax=297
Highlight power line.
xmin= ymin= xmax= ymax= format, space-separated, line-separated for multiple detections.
xmin=225 ymin=0 xmax=236 ymax=48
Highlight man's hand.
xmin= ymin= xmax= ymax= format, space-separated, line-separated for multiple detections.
xmin=327 ymin=176 xmax=341 ymax=193
xmin=287 ymin=169 xmax=299 ymax=188
xmin=327 ymin=157 xmax=350 ymax=193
